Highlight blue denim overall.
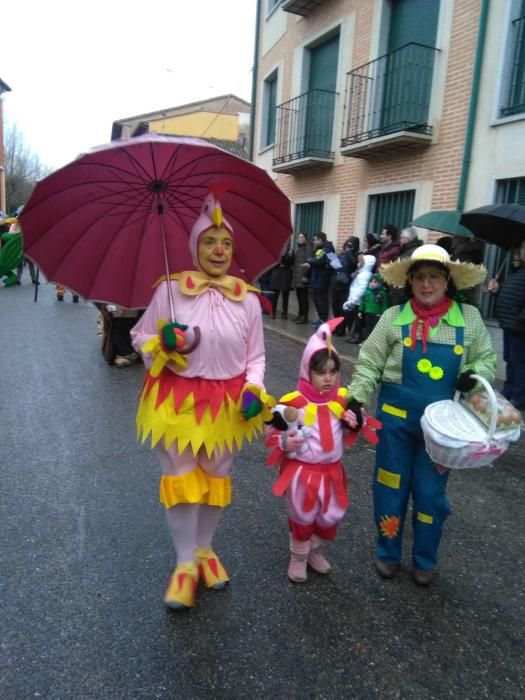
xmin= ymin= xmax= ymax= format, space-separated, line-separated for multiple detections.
xmin=374 ymin=318 xmax=464 ymax=571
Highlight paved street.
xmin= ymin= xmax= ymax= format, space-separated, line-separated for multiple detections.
xmin=1 ymin=278 xmax=524 ymax=699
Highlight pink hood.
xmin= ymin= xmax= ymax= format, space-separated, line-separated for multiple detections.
xmin=298 ymin=317 xmax=344 ymax=384
xmin=189 ymin=189 xmax=234 ymax=268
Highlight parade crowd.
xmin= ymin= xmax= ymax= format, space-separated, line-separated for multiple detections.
xmin=3 ymin=208 xmax=524 ymax=610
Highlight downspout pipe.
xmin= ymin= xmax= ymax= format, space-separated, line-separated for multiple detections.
xmin=249 ymin=0 xmax=262 ymax=162
xmin=456 ymin=0 xmax=490 ymax=212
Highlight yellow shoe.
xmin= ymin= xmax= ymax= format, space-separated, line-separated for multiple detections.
xmin=163 ymin=562 xmax=198 ymax=609
xmin=196 ymin=547 xmax=230 ymax=590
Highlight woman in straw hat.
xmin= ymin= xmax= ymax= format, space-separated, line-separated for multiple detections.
xmin=345 ymin=244 xmax=497 ymax=586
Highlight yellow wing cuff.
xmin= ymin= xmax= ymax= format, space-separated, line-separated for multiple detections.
xmin=141 ymin=326 xmax=188 ymax=378
xmin=241 ymin=383 xmax=276 ymax=421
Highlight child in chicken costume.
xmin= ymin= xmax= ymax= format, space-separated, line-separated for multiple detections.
xmin=265 ymin=319 xmax=379 ymax=582
xmin=131 ymin=190 xmax=272 ymax=609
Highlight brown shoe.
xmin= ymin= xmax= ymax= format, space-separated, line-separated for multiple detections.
xmin=375 ymin=559 xmax=400 ymax=579
xmin=412 ymin=567 xmax=435 ymax=586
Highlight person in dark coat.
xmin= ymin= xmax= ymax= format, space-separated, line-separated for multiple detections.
xmin=270 ymin=240 xmax=294 ymax=319
xmin=388 ymin=226 xmax=423 ymax=306
xmin=377 ymin=224 xmax=401 ymax=269
xmin=435 ymin=236 xmax=453 ymax=254
xmin=303 ymin=232 xmax=335 ymax=328
xmin=292 ymin=232 xmax=312 ymax=323
xmin=257 ymin=267 xmax=273 ymax=313
xmin=363 ymin=233 xmax=381 ymax=267
xmin=330 ymin=237 xmax=358 ymax=336
xmin=487 ymin=239 xmax=525 ymax=410
xmin=450 ymin=236 xmax=486 ymax=306
xmin=450 ymin=236 xmax=485 ymax=265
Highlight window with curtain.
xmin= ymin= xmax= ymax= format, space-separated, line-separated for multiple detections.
xmin=294 ymin=201 xmax=324 ymax=239
xmin=261 ymin=72 xmax=278 ymax=148
xmin=366 ymin=190 xmax=415 ymax=235
xmin=501 ymin=0 xmax=525 ymax=117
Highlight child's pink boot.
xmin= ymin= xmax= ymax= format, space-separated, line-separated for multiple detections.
xmin=288 ymin=538 xmax=310 ymax=583
xmin=308 ymin=534 xmax=332 ymax=574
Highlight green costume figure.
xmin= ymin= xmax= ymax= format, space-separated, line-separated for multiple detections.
xmin=358 ymin=274 xmax=388 ymax=340
xmin=0 ymin=221 xmax=23 ymax=287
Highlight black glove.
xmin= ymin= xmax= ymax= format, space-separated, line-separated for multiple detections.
xmin=455 ymin=370 xmax=477 ymax=393
xmin=346 ymin=398 xmax=363 ymax=431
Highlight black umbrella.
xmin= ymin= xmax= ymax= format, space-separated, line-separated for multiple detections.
xmin=460 ymin=203 xmax=525 ymax=250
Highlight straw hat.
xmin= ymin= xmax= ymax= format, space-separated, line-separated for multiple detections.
xmin=380 ymin=244 xmax=487 ymax=290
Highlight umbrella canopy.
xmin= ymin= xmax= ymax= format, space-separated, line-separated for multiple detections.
xmin=460 ymin=203 xmax=525 ymax=250
xmin=20 ymin=134 xmax=292 ymax=308
xmin=412 ymin=210 xmax=473 ymax=238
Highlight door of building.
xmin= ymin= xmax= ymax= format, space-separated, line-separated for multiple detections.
xmin=304 ymin=34 xmax=339 ymax=156
xmin=381 ymin=0 xmax=440 ymax=133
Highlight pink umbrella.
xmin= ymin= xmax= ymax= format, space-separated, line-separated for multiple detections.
xmin=20 ymin=134 xmax=292 ymax=309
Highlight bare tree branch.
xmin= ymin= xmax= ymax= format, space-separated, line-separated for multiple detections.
xmin=4 ymin=122 xmax=52 ymax=213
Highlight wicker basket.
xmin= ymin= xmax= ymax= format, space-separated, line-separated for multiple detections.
xmin=421 ymin=375 xmax=521 ymax=469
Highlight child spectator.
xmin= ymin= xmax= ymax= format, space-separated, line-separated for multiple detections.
xmin=342 ymin=254 xmax=376 ymax=343
xmin=265 ymin=319 xmax=358 ymax=583
xmin=357 ymin=274 xmax=388 ymax=341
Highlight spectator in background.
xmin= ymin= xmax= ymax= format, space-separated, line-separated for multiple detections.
xmin=342 ymin=253 xmax=376 ymax=343
xmin=377 ymin=225 xmax=401 ymax=269
xmin=450 ymin=236 xmax=485 ymax=265
xmin=303 ymin=232 xmax=335 ymax=329
xmin=435 ymin=236 xmax=453 ymax=254
xmin=270 ymin=240 xmax=294 ymax=319
xmin=388 ymin=226 xmax=423 ymax=306
xmin=357 ymin=273 xmax=389 ymax=341
xmin=100 ymin=304 xmax=143 ymax=367
xmin=257 ymin=267 xmax=273 ymax=313
xmin=486 ymin=239 xmax=525 ymax=410
xmin=330 ymin=237 xmax=358 ymax=337
xmin=292 ymin=233 xmax=312 ymax=324
xmin=399 ymin=226 xmax=422 ymax=260
xmin=450 ymin=236 xmax=486 ymax=306
xmin=363 ymin=233 xmax=381 ymax=268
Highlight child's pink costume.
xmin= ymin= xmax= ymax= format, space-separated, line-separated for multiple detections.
xmin=131 ymin=190 xmax=270 ymax=608
xmin=266 ymin=320 xmax=351 ymax=581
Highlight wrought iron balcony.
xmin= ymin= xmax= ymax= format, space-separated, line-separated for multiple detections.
xmin=282 ymin=0 xmax=323 ymax=16
xmin=341 ymin=43 xmax=438 ymax=159
xmin=273 ymin=89 xmax=337 ymax=173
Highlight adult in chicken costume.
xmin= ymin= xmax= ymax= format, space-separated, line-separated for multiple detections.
xmin=131 ymin=190 xmax=271 ymax=609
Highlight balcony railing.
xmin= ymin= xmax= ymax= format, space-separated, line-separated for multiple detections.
xmin=282 ymin=0 xmax=323 ymax=16
xmin=341 ymin=43 xmax=438 ymax=155
xmin=273 ymin=89 xmax=337 ymax=171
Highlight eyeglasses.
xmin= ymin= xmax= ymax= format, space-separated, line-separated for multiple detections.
xmin=409 ymin=271 xmax=448 ymax=284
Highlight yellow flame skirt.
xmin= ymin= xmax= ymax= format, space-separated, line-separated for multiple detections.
xmin=136 ymin=369 xmax=264 ymax=458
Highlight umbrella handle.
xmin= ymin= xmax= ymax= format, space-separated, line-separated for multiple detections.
xmin=179 ymin=326 xmax=201 ymax=354
xmin=494 ymin=250 xmax=510 ymax=281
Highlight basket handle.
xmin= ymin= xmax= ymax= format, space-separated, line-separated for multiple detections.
xmin=454 ymin=374 xmax=498 ymax=440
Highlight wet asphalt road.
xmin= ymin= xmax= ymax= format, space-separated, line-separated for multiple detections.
xmin=1 ymin=278 xmax=524 ymax=699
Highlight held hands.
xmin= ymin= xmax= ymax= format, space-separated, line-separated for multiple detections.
xmin=342 ymin=301 xmax=355 ymax=312
xmin=344 ymin=398 xmax=364 ymax=431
